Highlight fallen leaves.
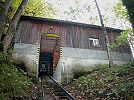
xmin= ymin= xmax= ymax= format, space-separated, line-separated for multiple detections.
xmin=64 ymin=62 xmax=134 ymax=99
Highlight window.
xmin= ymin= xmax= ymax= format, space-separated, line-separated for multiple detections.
xmin=89 ymin=38 xmax=100 ymax=47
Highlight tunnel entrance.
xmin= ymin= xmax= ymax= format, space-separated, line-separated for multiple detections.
xmin=38 ymin=34 xmax=60 ymax=77
xmin=39 ymin=52 xmax=53 ymax=76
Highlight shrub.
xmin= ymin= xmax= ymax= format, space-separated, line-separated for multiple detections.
xmin=0 ymin=52 xmax=32 ymax=99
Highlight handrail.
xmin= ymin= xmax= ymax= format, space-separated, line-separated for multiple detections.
xmin=48 ymin=75 xmax=76 ymax=100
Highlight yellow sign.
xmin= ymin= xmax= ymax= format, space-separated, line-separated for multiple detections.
xmin=46 ymin=34 xmax=60 ymax=38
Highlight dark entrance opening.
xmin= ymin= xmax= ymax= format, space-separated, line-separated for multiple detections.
xmin=39 ymin=52 xmax=53 ymax=76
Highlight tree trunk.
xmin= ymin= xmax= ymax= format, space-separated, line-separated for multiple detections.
xmin=3 ymin=0 xmax=28 ymax=53
xmin=94 ymin=0 xmax=113 ymax=67
xmin=0 ymin=0 xmax=11 ymax=41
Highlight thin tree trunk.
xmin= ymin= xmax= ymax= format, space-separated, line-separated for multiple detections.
xmin=94 ymin=0 xmax=113 ymax=67
xmin=0 ymin=0 xmax=11 ymax=41
xmin=3 ymin=0 xmax=28 ymax=53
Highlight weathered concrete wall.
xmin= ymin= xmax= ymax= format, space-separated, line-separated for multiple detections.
xmin=12 ymin=43 xmax=39 ymax=77
xmin=53 ymin=47 xmax=133 ymax=83
xmin=53 ymin=59 xmax=62 ymax=82
xmin=12 ymin=43 xmax=133 ymax=82
xmin=62 ymin=47 xmax=132 ymax=61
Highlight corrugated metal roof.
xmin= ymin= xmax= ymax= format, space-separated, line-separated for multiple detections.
xmin=20 ymin=16 xmax=123 ymax=32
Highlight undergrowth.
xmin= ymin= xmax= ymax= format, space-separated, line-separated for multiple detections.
xmin=70 ymin=63 xmax=134 ymax=99
xmin=0 ymin=52 xmax=33 ymax=99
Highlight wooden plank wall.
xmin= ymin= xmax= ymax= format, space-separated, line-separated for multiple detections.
xmin=41 ymin=22 xmax=107 ymax=51
xmin=15 ymin=19 xmax=130 ymax=53
xmin=15 ymin=20 xmax=42 ymax=44
xmin=40 ymin=35 xmax=57 ymax=52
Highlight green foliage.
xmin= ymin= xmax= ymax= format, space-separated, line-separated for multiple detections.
xmin=113 ymin=0 xmax=129 ymax=21
xmin=0 ymin=1 xmax=3 ymax=12
xmin=73 ymin=70 xmax=92 ymax=79
xmin=0 ymin=52 xmax=32 ymax=99
xmin=7 ymin=0 xmax=56 ymax=22
xmin=111 ymin=29 xmax=132 ymax=49
xmin=115 ymin=82 xmax=134 ymax=98
xmin=104 ymin=75 xmax=114 ymax=82
xmin=1 ymin=0 xmax=6 ymax=2
xmin=71 ymin=62 xmax=134 ymax=99
xmin=7 ymin=0 xmax=21 ymax=21
xmin=23 ymin=0 xmax=56 ymax=18
xmin=114 ymin=62 xmax=134 ymax=77
xmin=112 ymin=0 xmax=133 ymax=49
xmin=23 ymin=0 xmax=42 ymax=17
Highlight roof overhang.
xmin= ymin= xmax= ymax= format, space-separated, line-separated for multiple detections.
xmin=20 ymin=15 xmax=123 ymax=32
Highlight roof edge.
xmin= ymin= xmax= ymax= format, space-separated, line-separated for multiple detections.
xmin=20 ymin=15 xmax=123 ymax=32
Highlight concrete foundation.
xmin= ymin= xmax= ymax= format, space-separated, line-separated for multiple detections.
xmin=53 ymin=47 xmax=133 ymax=83
xmin=12 ymin=43 xmax=133 ymax=82
xmin=12 ymin=43 xmax=39 ymax=77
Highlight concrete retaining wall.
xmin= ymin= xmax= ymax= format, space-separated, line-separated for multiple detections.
xmin=12 ymin=43 xmax=133 ymax=82
xmin=53 ymin=47 xmax=133 ymax=83
xmin=12 ymin=43 xmax=39 ymax=77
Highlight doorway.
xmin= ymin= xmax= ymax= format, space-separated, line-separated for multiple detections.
xmin=39 ymin=34 xmax=59 ymax=76
xmin=39 ymin=52 xmax=53 ymax=76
